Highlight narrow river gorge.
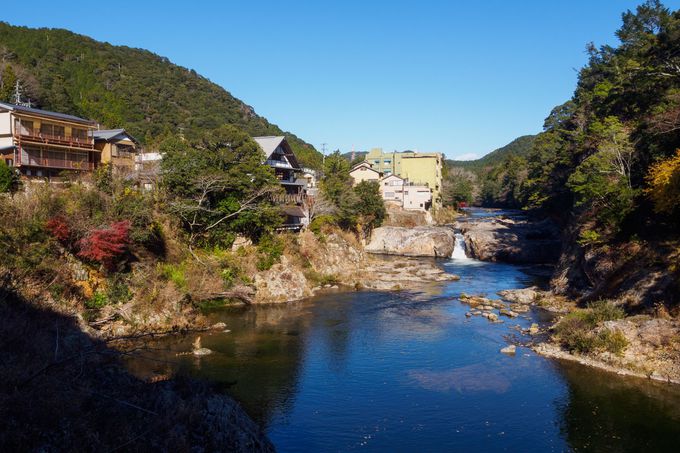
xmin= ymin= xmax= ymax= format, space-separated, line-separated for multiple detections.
xmin=125 ymin=211 xmax=680 ymax=452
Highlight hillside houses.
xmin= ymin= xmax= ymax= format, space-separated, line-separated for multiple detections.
xmin=0 ymin=102 xmax=98 ymax=179
xmin=0 ymin=102 xmax=142 ymax=181
xmin=364 ymin=148 xmax=443 ymax=208
xmin=349 ymin=150 xmax=439 ymax=212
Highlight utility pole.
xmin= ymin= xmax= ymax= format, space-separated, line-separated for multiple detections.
xmin=321 ymin=143 xmax=328 ymax=168
xmin=351 ymin=144 xmax=355 ymax=162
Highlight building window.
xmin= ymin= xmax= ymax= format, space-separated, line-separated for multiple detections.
xmin=40 ymin=123 xmax=65 ymax=139
xmin=17 ymin=119 xmax=34 ymax=135
xmin=72 ymin=128 xmax=88 ymax=142
xmin=5 ymin=158 xmax=13 ymax=167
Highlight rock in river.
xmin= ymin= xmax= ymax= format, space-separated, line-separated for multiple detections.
xmin=458 ymin=217 xmax=561 ymax=264
xmin=500 ymin=345 xmax=517 ymax=355
xmin=365 ymin=226 xmax=455 ymax=258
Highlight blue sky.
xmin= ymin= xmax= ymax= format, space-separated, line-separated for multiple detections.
xmin=3 ymin=0 xmax=680 ymax=159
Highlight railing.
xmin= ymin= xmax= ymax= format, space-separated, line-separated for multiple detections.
xmin=21 ymin=156 xmax=94 ymax=171
xmin=15 ymin=132 xmax=95 ymax=150
xmin=270 ymin=193 xmax=310 ymax=204
xmin=275 ymin=223 xmax=304 ymax=232
xmin=265 ymin=159 xmax=294 ymax=169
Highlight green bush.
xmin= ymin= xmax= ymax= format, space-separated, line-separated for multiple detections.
xmin=309 ymin=215 xmax=336 ymax=235
xmin=553 ymin=300 xmax=627 ymax=355
xmin=597 ymin=328 xmax=629 ymax=355
xmin=106 ymin=276 xmax=132 ymax=304
xmin=256 ymin=234 xmax=284 ymax=271
xmin=85 ymin=291 xmax=108 ymax=309
xmin=159 ymin=263 xmax=187 ymax=289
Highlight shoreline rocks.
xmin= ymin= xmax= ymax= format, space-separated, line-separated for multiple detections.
xmin=365 ymin=226 xmax=455 ymax=258
xmin=458 ymin=217 xmax=561 ymax=264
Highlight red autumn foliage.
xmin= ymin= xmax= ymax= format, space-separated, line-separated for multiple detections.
xmin=46 ymin=216 xmax=71 ymax=243
xmin=78 ymin=220 xmax=131 ymax=270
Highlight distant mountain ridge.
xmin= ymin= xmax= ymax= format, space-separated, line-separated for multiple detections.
xmin=0 ymin=22 xmax=322 ymax=168
xmin=446 ymin=135 xmax=536 ymax=171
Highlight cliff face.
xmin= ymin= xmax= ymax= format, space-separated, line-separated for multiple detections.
xmin=550 ymin=226 xmax=680 ymax=310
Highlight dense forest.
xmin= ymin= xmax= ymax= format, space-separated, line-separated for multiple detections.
xmin=448 ymin=0 xmax=680 ymax=239
xmin=0 ymin=22 xmax=322 ymax=168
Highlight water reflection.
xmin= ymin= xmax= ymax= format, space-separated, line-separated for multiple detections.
xmin=556 ymin=361 xmax=680 ymax=452
xmin=124 ymin=258 xmax=680 ymax=452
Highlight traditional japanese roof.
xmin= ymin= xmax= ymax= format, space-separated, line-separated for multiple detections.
xmin=93 ymin=128 xmax=140 ymax=144
xmin=253 ymin=135 xmax=301 ymax=169
xmin=0 ymin=102 xmax=95 ymax=125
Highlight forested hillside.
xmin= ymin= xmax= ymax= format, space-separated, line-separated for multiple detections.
xmin=456 ymin=0 xmax=680 ymax=304
xmin=446 ymin=135 xmax=536 ymax=171
xmin=443 ymin=135 xmax=536 ymax=207
xmin=0 ymin=22 xmax=322 ymax=168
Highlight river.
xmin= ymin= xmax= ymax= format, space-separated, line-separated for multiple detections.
xmin=125 ymin=210 xmax=680 ymax=452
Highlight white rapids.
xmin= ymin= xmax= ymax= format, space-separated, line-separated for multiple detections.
xmin=451 ymin=232 xmax=471 ymax=261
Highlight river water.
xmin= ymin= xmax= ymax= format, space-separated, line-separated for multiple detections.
xmin=125 ymin=210 xmax=680 ymax=452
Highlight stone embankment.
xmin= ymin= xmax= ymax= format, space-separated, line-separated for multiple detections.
xmin=364 ymin=226 xmax=455 ymax=258
xmin=458 ymin=217 xmax=561 ymax=264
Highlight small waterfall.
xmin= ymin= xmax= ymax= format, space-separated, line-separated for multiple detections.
xmin=451 ymin=232 xmax=470 ymax=260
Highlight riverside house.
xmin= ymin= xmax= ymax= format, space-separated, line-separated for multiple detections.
xmin=379 ymin=174 xmax=432 ymax=211
xmin=253 ymin=136 xmax=308 ymax=230
xmin=93 ymin=128 xmax=140 ymax=174
xmin=0 ymin=102 xmax=97 ymax=180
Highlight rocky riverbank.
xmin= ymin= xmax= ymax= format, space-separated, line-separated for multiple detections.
xmin=253 ymin=230 xmax=458 ymax=303
xmin=458 ymin=217 xmax=561 ymax=264
xmin=496 ymin=285 xmax=680 ymax=385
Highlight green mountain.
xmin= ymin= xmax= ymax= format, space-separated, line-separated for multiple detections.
xmin=446 ymin=134 xmax=536 ymax=172
xmin=0 ymin=22 xmax=322 ymax=168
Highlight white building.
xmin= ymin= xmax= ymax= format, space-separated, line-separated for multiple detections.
xmin=378 ymin=174 xmax=432 ymax=211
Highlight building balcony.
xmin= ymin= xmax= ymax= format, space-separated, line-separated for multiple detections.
xmin=18 ymin=149 xmax=94 ymax=171
xmin=265 ymin=159 xmax=294 ymax=169
xmin=20 ymin=156 xmax=94 ymax=171
xmin=14 ymin=131 xmax=95 ymax=150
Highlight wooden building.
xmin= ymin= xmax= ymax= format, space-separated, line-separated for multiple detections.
xmin=93 ymin=128 xmax=140 ymax=173
xmin=0 ymin=102 xmax=97 ymax=180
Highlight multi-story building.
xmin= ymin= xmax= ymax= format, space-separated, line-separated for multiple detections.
xmin=253 ymin=135 xmax=307 ymax=230
xmin=364 ymin=148 xmax=443 ymax=208
xmin=0 ymin=102 xmax=97 ymax=180
xmin=379 ymin=174 xmax=432 ymax=211
xmin=253 ymin=136 xmax=305 ymax=195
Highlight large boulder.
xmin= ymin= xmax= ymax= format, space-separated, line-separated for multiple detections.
xmin=460 ymin=217 xmax=561 ymax=264
xmin=365 ymin=226 xmax=455 ymax=258
xmin=253 ymin=256 xmax=312 ymax=303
